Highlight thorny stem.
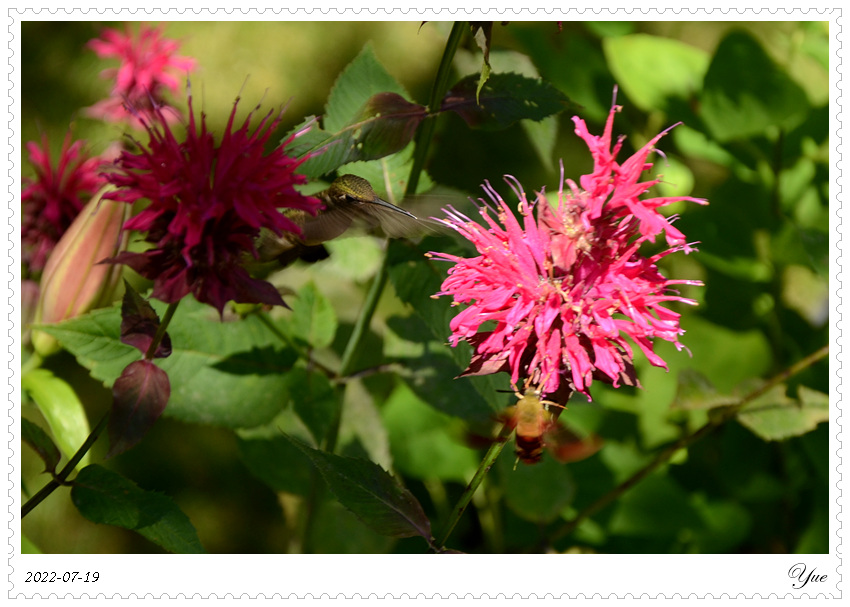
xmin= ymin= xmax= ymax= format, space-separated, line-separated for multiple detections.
xmin=436 ymin=420 xmax=514 ymax=549
xmin=551 ymin=344 xmax=829 ymax=543
xmin=22 ymin=299 xmax=182 ymax=519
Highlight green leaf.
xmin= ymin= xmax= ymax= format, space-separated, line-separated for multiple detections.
xmin=608 ymin=475 xmax=704 ymax=539
xmin=38 ymin=298 xmax=299 ymax=429
xmin=71 ymin=464 xmax=204 ymax=553
xmin=689 ymin=494 xmax=752 ymax=553
xmin=21 ymin=417 xmax=61 ymax=474
xmin=604 ymin=34 xmax=709 ymax=112
xmin=340 ymin=141 xmax=435 ymax=204
xmin=285 ymin=45 xmax=424 ymax=178
xmin=21 ymin=534 xmax=41 ymax=554
xmin=737 ymin=384 xmax=829 ymax=441
xmin=22 ymin=368 xmax=90 ymax=469
xmin=671 ymin=369 xmax=740 ymax=411
xmin=236 ymin=407 xmax=318 ymax=496
xmin=441 ymin=72 xmax=575 ymax=130
xmin=469 ymin=22 xmax=494 ymax=104
xmin=498 ymin=451 xmax=575 ymax=524
xmin=287 ymin=435 xmax=432 ymax=540
xmin=700 ymin=30 xmax=810 ymax=141
xmin=288 ymin=282 xmax=338 ymax=350
xmin=381 ymin=382 xmax=479 ymax=483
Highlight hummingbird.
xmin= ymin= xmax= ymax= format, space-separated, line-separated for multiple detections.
xmin=256 ymin=174 xmax=438 ymax=267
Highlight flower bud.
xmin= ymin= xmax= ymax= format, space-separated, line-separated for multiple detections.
xmin=32 ymin=186 xmax=129 ymax=356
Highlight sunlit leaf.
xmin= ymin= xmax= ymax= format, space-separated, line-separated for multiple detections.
xmin=604 ymin=34 xmax=709 ymax=112
xmin=21 ymin=368 xmax=90 ymax=469
xmin=701 ymin=30 xmax=810 ymax=141
xmin=285 ymin=45 xmax=425 ymax=178
xmin=737 ymin=384 xmax=829 ymax=441
xmin=287 ymin=282 xmax=338 ymax=350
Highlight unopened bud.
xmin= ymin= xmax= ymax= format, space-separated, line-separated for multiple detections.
xmin=32 ymin=187 xmax=129 ymax=356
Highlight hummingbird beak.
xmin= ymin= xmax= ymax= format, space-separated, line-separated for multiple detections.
xmin=369 ymin=196 xmax=418 ymax=219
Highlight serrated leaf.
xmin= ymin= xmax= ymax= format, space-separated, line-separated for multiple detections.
xmin=236 ymin=406 xmax=319 ymax=496
xmin=441 ymin=72 xmax=574 ymax=131
xmin=287 ymin=435 xmax=432 ymax=540
xmin=71 ymin=464 xmax=204 ymax=554
xmin=737 ymin=384 xmax=829 ymax=441
xmin=701 ymin=30 xmax=810 ymax=141
xmin=21 ymin=368 xmax=90 ymax=469
xmin=288 ymin=282 xmax=337 ymax=350
xmin=38 ymin=297 xmax=299 ymax=428
xmin=21 ymin=417 xmax=61 ymax=474
xmin=285 ymin=45 xmax=424 ymax=178
xmin=107 ymin=360 xmax=171 ymax=458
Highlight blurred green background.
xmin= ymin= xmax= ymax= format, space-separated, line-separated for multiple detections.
xmin=21 ymin=20 xmax=830 ymax=554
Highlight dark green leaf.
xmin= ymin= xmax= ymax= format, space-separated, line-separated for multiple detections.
xmin=21 ymin=417 xmax=61 ymax=474
xmin=700 ymin=30 xmax=810 ymax=141
xmin=441 ymin=72 xmax=575 ymax=130
xmin=107 ymin=360 xmax=171 ymax=458
xmin=236 ymin=408 xmax=318 ymax=496
xmin=71 ymin=465 xmax=204 ymax=553
xmin=498 ymin=451 xmax=575 ymax=524
xmin=287 ymin=435 xmax=432 ymax=540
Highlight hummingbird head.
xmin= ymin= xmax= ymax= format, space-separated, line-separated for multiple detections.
xmin=326 ymin=174 xmax=381 ymax=206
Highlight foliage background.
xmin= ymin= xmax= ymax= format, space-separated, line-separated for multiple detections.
xmin=20 ymin=20 xmax=831 ymax=554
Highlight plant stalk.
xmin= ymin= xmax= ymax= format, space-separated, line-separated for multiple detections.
xmin=552 ymin=344 xmax=829 ymax=542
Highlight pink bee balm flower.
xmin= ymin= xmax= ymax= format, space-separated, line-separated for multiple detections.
xmin=22 ymin=132 xmax=106 ymax=275
xmin=103 ymin=94 xmax=321 ymax=314
xmin=85 ymin=23 xmax=196 ymax=127
xmin=430 ymin=99 xmax=707 ymax=399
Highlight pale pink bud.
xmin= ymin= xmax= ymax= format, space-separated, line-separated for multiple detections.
xmin=32 ymin=187 xmax=129 ymax=356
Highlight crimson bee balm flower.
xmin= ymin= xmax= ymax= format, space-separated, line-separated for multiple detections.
xmin=430 ymin=99 xmax=707 ymax=399
xmin=22 ymin=133 xmax=106 ymax=275
xmin=104 ymin=95 xmax=321 ymax=314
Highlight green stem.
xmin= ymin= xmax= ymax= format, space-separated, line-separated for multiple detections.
xmin=551 ymin=344 xmax=829 ymax=543
xmin=436 ymin=421 xmax=513 ymax=549
xmin=21 ymin=412 xmax=109 ymax=518
xmin=145 ymin=300 xmax=180 ymax=360
xmin=23 ymin=298 xmax=184 ymax=519
xmin=406 ymin=21 xmax=466 ymax=196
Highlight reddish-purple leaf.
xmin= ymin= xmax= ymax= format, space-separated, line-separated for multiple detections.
xmin=107 ymin=360 xmax=170 ymax=458
xmin=120 ymin=280 xmax=172 ymax=358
